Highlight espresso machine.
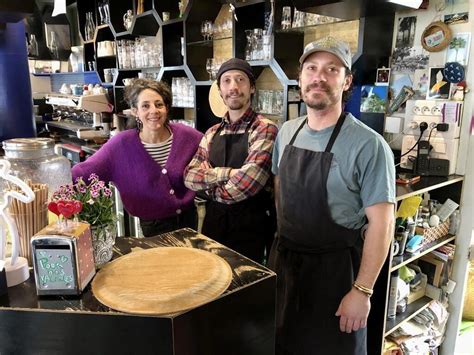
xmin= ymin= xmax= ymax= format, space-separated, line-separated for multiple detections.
xmin=46 ymin=93 xmax=114 ymax=139
xmin=45 ymin=93 xmax=114 ymax=162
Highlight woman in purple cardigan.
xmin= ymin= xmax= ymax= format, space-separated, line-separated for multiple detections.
xmin=72 ymin=79 xmax=203 ymax=237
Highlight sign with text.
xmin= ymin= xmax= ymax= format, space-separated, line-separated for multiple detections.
xmin=35 ymin=248 xmax=76 ymax=290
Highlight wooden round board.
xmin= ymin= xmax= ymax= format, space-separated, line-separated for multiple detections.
xmin=92 ymin=247 xmax=232 ymax=315
xmin=209 ymin=81 xmax=227 ymax=117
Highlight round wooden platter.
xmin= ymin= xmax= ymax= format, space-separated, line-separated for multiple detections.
xmin=209 ymin=81 xmax=227 ymax=117
xmin=92 ymin=247 xmax=232 ymax=315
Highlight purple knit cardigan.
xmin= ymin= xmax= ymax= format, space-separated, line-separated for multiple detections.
xmin=72 ymin=123 xmax=203 ymax=220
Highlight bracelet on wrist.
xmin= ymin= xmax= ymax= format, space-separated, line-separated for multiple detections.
xmin=353 ymin=282 xmax=373 ymax=298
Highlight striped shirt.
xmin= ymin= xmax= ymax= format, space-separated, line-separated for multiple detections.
xmin=184 ymin=107 xmax=278 ymax=204
xmin=142 ymin=134 xmax=173 ymax=167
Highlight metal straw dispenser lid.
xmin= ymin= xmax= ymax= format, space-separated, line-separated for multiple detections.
xmin=3 ymin=138 xmax=55 ymax=152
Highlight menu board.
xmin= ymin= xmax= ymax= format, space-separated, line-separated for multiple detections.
xmin=35 ymin=247 xmax=76 ymax=290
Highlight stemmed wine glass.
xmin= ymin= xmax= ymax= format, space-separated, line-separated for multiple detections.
xmin=205 ymin=21 xmax=214 ymax=41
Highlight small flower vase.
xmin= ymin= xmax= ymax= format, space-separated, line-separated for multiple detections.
xmin=90 ymin=223 xmax=116 ymax=268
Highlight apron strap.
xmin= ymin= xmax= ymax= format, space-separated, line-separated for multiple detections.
xmin=288 ymin=113 xmax=346 ymax=150
xmin=288 ymin=117 xmax=307 ymax=146
xmin=324 ymin=113 xmax=346 ymax=153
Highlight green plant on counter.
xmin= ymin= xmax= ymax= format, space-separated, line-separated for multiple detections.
xmin=52 ymin=173 xmax=115 ymax=228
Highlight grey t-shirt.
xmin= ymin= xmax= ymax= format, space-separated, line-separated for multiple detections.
xmin=272 ymin=113 xmax=396 ymax=229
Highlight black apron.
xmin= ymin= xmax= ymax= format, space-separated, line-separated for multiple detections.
xmin=202 ymin=115 xmax=276 ymax=263
xmin=270 ymin=114 xmax=366 ymax=355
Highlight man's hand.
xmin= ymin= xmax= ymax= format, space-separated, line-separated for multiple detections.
xmin=335 ymin=288 xmax=371 ymax=333
xmin=199 ymin=161 xmax=212 ymax=170
xmin=229 ymin=169 xmax=240 ymax=178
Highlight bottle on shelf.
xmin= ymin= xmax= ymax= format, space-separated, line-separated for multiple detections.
xmin=85 ymin=12 xmax=96 ymax=41
xmin=387 ymin=270 xmax=399 ymax=319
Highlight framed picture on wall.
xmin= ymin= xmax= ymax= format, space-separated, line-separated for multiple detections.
xmin=375 ymin=68 xmax=391 ymax=85
xmin=427 ymin=66 xmax=451 ymax=100
xmin=446 ymin=32 xmax=471 ymax=65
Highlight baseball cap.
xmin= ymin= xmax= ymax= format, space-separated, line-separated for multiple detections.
xmin=299 ymin=36 xmax=352 ymax=70
xmin=216 ymin=58 xmax=255 ymax=83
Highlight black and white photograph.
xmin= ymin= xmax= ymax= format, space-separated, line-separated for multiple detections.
xmin=446 ymin=32 xmax=471 ymax=66
xmin=427 ymin=67 xmax=451 ymax=100
xmin=391 ymin=46 xmax=429 ymax=73
xmin=395 ymin=16 xmax=417 ymax=48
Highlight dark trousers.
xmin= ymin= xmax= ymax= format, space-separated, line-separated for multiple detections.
xmin=202 ymin=198 xmax=276 ymax=264
xmin=139 ymin=207 xmax=197 ymax=238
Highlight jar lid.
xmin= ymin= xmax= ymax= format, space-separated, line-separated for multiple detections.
xmin=2 ymin=138 xmax=55 ymax=151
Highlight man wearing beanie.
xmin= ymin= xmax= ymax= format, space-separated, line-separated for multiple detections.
xmin=184 ymin=58 xmax=278 ymax=263
xmin=270 ymin=37 xmax=396 ymax=354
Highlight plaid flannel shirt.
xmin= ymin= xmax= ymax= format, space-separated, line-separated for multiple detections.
xmin=184 ymin=108 xmax=278 ymax=204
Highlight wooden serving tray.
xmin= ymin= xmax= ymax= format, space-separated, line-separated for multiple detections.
xmin=92 ymin=247 xmax=232 ymax=315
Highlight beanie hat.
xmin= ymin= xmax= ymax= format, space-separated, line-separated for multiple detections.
xmin=217 ymin=58 xmax=255 ymax=84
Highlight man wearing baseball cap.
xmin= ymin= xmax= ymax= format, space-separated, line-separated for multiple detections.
xmin=270 ymin=37 xmax=396 ymax=354
xmin=185 ymin=58 xmax=278 ymax=263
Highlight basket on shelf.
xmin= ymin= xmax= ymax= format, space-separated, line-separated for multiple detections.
xmin=416 ymin=219 xmax=451 ymax=246
xmin=463 ymin=261 xmax=474 ymax=321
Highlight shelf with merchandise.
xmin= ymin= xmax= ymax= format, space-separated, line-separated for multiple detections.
xmin=159 ymin=68 xmax=195 ymax=123
xmin=391 ymin=235 xmax=455 ymax=272
xmin=384 ymin=296 xmax=433 ymax=337
xmin=380 ymin=174 xmax=465 ymax=352
xmin=152 ymin=0 xmax=190 ymax=22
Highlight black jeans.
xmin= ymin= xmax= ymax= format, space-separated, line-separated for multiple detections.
xmin=139 ymin=207 xmax=197 ymax=238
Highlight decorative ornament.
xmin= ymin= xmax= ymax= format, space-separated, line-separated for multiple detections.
xmin=443 ymin=62 xmax=465 ymax=83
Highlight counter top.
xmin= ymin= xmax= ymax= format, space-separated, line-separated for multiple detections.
xmin=0 ymin=228 xmax=274 ymax=314
xmin=0 ymin=228 xmax=276 ymax=354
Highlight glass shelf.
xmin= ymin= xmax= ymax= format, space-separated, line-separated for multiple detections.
xmin=187 ymin=36 xmax=232 ymax=47
xmin=275 ymin=19 xmax=351 ymax=34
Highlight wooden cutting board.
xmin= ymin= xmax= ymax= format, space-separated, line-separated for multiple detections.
xmin=92 ymin=247 xmax=232 ymax=315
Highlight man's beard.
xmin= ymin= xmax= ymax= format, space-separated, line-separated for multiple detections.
xmin=303 ymin=82 xmax=339 ymax=110
xmin=225 ymin=94 xmax=249 ymax=110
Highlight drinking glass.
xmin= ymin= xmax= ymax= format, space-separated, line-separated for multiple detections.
xmin=201 ymin=21 xmax=207 ymax=41
xmin=206 ymin=58 xmax=214 ymax=80
xmin=263 ymin=35 xmax=272 ymax=60
xmin=281 ymin=6 xmax=291 ymax=30
xmin=253 ymin=28 xmax=263 ymax=60
xmin=273 ymin=90 xmax=283 ymax=115
xmin=245 ymin=30 xmax=253 ymax=61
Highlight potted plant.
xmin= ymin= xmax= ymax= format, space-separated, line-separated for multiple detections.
xmin=51 ymin=173 xmax=116 ymax=267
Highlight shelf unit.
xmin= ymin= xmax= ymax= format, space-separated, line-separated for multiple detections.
xmin=72 ymin=0 xmax=395 ymax=133
xmin=375 ymin=176 xmax=465 ymax=353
